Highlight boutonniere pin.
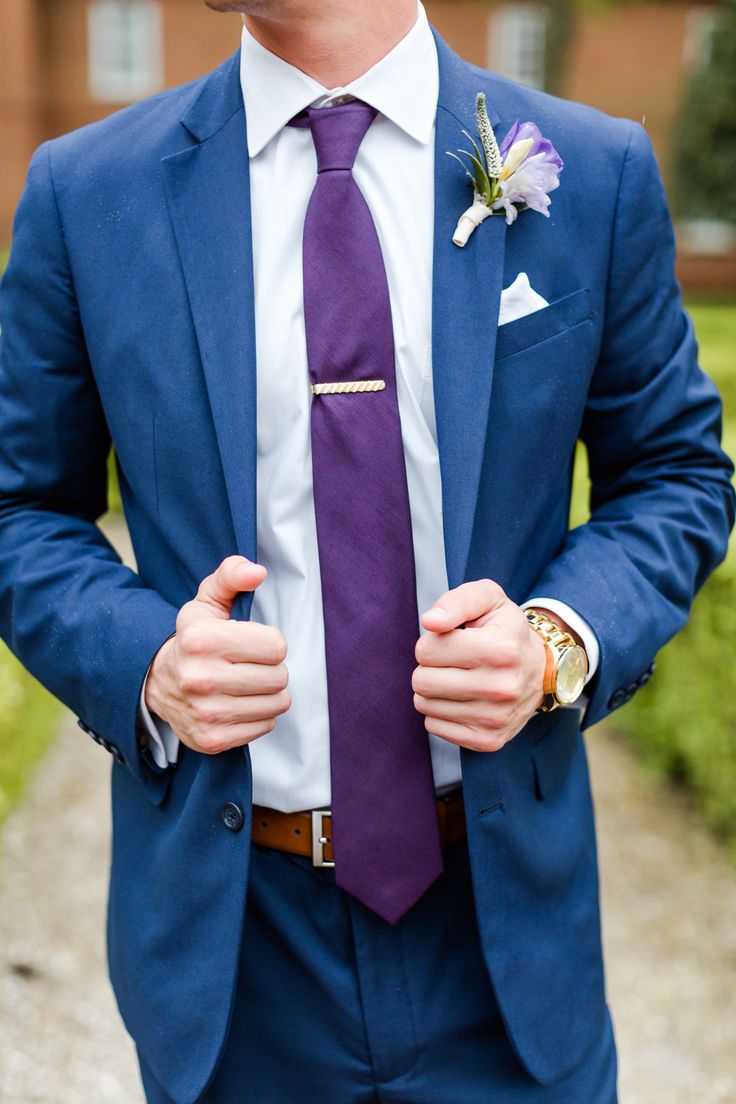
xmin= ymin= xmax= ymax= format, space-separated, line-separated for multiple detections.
xmin=448 ymin=92 xmax=564 ymax=247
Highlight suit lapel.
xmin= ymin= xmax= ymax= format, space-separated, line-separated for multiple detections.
xmin=162 ymin=53 xmax=259 ymax=609
xmin=431 ymin=31 xmax=508 ymax=589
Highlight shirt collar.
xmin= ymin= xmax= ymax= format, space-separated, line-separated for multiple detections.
xmin=240 ymin=1 xmax=438 ymax=157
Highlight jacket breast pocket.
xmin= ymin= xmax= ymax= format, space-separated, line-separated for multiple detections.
xmin=495 ymin=287 xmax=593 ymax=363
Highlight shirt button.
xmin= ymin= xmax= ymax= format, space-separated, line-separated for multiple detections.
xmin=221 ymin=802 xmax=245 ymax=833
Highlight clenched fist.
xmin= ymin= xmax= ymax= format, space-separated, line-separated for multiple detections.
xmin=145 ymin=556 xmax=291 ymax=755
xmin=413 ymin=579 xmax=547 ymax=753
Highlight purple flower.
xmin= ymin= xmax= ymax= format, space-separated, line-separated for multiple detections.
xmin=493 ymin=121 xmax=564 ymax=226
xmin=499 ymin=121 xmax=564 ymax=170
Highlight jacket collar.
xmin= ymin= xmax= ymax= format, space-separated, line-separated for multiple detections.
xmin=239 ymin=2 xmax=438 ymax=157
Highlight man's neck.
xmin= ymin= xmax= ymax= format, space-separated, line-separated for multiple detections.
xmin=242 ymin=1 xmax=418 ymax=89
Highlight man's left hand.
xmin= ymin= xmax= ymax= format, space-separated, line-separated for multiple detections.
xmin=413 ymin=580 xmax=547 ymax=753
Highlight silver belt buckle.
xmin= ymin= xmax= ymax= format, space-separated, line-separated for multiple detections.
xmin=311 ymin=809 xmax=334 ymax=868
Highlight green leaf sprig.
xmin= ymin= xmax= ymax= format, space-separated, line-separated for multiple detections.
xmin=447 ymin=93 xmax=503 ymax=208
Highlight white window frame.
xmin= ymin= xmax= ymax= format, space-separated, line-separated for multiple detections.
xmin=88 ymin=0 xmax=164 ymax=103
xmin=683 ymin=6 xmax=718 ymax=68
xmin=487 ymin=4 xmax=549 ymax=91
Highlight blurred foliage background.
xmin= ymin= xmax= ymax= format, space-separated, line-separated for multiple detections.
xmin=572 ymin=302 xmax=736 ymax=858
xmin=0 ymin=1 xmax=735 ymax=855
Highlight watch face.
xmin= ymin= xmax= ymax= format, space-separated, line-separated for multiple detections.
xmin=556 ymin=647 xmax=588 ymax=705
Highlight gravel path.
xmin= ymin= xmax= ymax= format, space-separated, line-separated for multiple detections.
xmin=1 ymin=525 xmax=734 ymax=1102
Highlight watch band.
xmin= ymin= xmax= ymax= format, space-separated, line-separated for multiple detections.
xmin=525 ymin=609 xmax=587 ymax=713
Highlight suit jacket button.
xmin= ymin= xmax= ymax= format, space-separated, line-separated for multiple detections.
xmin=221 ymin=802 xmax=245 ymax=832
xmin=609 ymin=689 xmax=626 ymax=710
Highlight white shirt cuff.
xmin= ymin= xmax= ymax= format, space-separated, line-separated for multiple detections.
xmin=522 ymin=598 xmax=600 ymax=686
xmin=139 ymin=670 xmax=181 ymax=769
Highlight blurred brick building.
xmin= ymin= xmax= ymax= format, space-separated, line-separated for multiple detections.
xmin=1 ymin=0 xmax=733 ymax=287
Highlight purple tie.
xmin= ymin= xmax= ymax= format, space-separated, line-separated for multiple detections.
xmin=293 ymin=100 xmax=443 ymax=923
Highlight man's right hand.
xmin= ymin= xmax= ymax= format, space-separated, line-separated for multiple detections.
xmin=144 ymin=556 xmax=290 ymax=755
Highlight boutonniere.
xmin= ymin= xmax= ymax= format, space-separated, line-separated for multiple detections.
xmin=448 ymin=92 xmax=564 ymax=247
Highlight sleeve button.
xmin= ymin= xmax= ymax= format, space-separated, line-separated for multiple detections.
xmin=221 ymin=802 xmax=245 ymax=833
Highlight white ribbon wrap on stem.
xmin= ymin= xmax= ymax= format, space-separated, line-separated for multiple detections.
xmin=452 ymin=199 xmax=494 ymax=247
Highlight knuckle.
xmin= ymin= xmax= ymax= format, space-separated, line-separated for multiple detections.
xmin=274 ymin=690 xmax=292 ymax=715
xmin=480 ymin=577 xmax=504 ymax=601
xmin=478 ymin=677 xmax=496 ymax=702
xmin=178 ymin=625 xmax=211 ymax=656
xmin=264 ymin=631 xmax=287 ymax=664
xmin=484 ymin=712 xmax=506 ymax=733
xmin=484 ymin=732 xmax=506 ymax=753
xmin=273 ymin=664 xmax=289 ymax=691
xmin=411 ymin=667 xmax=428 ymax=694
xmin=415 ymin=637 xmax=429 ymax=664
xmin=218 ymin=555 xmax=243 ymax=577
xmin=198 ymin=729 xmax=225 ymax=755
xmin=474 ymin=701 xmax=495 ymax=724
xmin=491 ymin=675 xmax=521 ymax=704
xmin=413 ymin=693 xmax=428 ymax=715
xmin=180 ymin=666 xmax=216 ymax=696
xmin=193 ymin=701 xmax=221 ymax=726
xmin=489 ymin=640 xmax=518 ymax=668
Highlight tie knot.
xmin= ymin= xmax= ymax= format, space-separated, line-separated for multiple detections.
xmin=292 ymin=100 xmax=378 ymax=173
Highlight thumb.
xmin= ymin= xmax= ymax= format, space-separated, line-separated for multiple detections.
xmin=420 ymin=578 xmax=508 ymax=633
xmin=195 ymin=555 xmax=267 ymax=620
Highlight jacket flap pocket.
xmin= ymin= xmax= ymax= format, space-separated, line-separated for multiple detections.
xmin=496 ymin=287 xmax=593 ymax=362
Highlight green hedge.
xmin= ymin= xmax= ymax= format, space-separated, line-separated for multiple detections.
xmin=603 ymin=301 xmax=736 ymax=855
xmin=0 ymin=652 xmax=60 ymax=826
xmin=613 ymin=555 xmax=736 ymax=858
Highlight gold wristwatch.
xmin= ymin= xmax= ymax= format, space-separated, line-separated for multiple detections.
xmin=525 ymin=609 xmax=589 ymax=713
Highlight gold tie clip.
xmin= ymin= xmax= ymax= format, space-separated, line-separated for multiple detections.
xmin=311 ymin=380 xmax=386 ymax=395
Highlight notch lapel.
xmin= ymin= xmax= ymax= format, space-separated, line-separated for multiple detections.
xmin=162 ymin=53 xmax=258 ymax=614
xmin=431 ymin=32 xmax=508 ymax=589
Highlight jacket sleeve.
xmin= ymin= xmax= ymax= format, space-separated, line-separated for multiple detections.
xmin=528 ymin=122 xmax=735 ymax=728
xmin=0 ymin=143 xmax=179 ymax=796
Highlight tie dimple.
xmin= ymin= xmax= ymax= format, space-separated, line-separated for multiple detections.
xmin=291 ymin=101 xmax=378 ymax=173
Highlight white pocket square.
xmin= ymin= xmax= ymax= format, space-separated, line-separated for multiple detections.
xmin=498 ymin=273 xmax=549 ymax=327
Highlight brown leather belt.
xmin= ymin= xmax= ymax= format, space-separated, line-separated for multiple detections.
xmin=252 ymin=790 xmax=466 ymax=868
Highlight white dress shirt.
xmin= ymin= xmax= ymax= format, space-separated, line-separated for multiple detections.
xmin=141 ymin=2 xmax=599 ymax=809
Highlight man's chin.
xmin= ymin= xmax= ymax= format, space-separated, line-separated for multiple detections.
xmin=204 ymin=1 xmax=250 ymax=11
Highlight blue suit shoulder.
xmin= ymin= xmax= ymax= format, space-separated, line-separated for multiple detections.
xmin=35 ymin=52 xmax=241 ymax=198
xmin=463 ymin=62 xmax=647 ymax=181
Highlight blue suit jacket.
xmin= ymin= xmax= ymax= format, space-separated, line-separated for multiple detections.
xmin=0 ymin=30 xmax=733 ymax=1103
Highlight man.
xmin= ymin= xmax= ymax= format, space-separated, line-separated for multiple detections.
xmin=0 ymin=0 xmax=733 ymax=1100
